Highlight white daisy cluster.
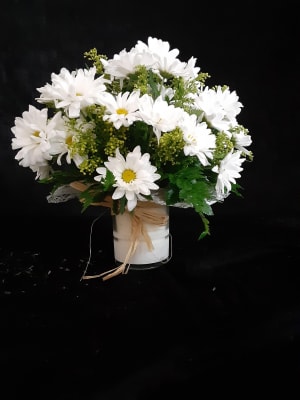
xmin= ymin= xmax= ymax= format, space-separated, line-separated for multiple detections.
xmin=11 ymin=37 xmax=253 ymax=237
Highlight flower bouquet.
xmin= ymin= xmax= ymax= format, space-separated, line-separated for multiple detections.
xmin=11 ymin=37 xmax=253 ymax=279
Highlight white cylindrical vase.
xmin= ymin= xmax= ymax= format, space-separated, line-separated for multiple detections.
xmin=113 ymin=203 xmax=170 ymax=270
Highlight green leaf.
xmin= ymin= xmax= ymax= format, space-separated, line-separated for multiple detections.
xmin=167 ymin=165 xmax=213 ymax=215
xmin=198 ymin=213 xmax=210 ymax=240
xmin=102 ymin=170 xmax=115 ymax=191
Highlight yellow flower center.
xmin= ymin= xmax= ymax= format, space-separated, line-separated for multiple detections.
xmin=33 ymin=130 xmax=40 ymax=137
xmin=117 ymin=108 xmax=128 ymax=115
xmin=65 ymin=135 xmax=73 ymax=146
xmin=122 ymin=169 xmax=136 ymax=183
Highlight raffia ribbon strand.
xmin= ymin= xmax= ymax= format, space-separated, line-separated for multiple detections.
xmin=70 ymin=181 xmax=168 ymax=281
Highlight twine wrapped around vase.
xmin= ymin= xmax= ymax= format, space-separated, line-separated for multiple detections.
xmin=70 ymin=181 xmax=170 ymax=281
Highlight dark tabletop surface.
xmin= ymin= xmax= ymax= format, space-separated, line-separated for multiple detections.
xmin=1 ymin=208 xmax=300 ymax=399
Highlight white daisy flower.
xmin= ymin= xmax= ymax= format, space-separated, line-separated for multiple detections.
xmin=135 ymin=37 xmax=200 ymax=79
xmin=137 ymin=94 xmax=184 ymax=142
xmin=11 ymin=105 xmax=65 ymax=171
xmin=158 ymin=85 xmax=175 ymax=102
xmin=36 ymin=66 xmax=109 ymax=118
xmin=29 ymin=163 xmax=52 ymax=180
xmin=194 ymin=86 xmax=243 ymax=132
xmin=180 ymin=113 xmax=216 ymax=166
xmin=212 ymin=150 xmax=245 ymax=199
xmin=102 ymin=91 xmax=141 ymax=129
xmin=155 ymin=55 xmax=200 ymax=80
xmin=232 ymin=130 xmax=252 ymax=155
xmin=135 ymin=36 xmax=180 ymax=59
xmin=104 ymin=146 xmax=160 ymax=211
xmin=94 ymin=167 xmax=107 ymax=183
xmin=50 ymin=117 xmax=92 ymax=167
xmin=101 ymin=47 xmax=156 ymax=80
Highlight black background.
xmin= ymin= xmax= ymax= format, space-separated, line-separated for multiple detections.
xmin=1 ymin=1 xmax=300 ymax=399
xmin=1 ymin=0 xmax=299 ymax=218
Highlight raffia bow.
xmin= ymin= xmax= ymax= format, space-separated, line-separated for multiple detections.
xmin=70 ymin=181 xmax=169 ymax=281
